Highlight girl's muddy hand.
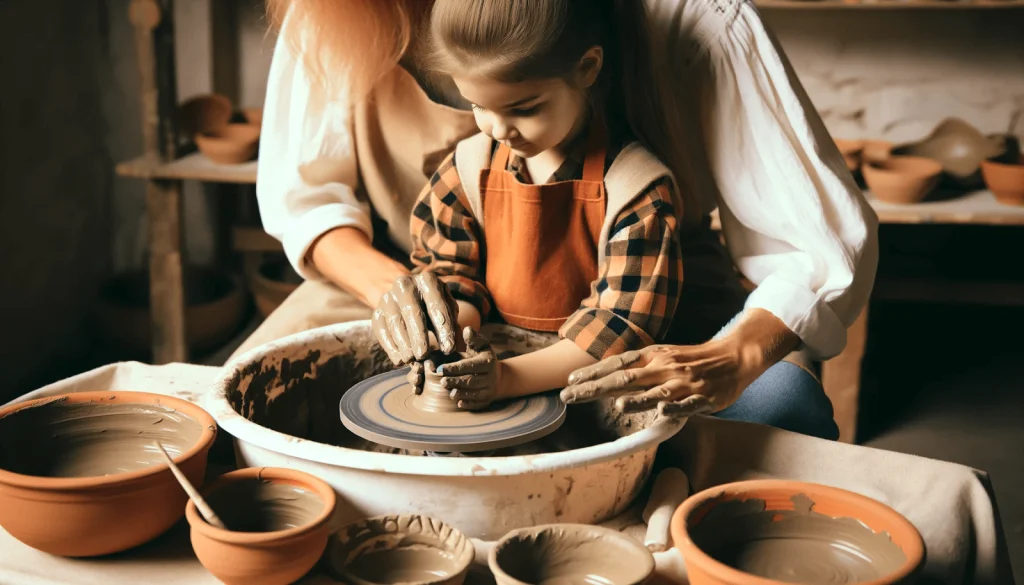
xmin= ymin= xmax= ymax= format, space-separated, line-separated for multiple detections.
xmin=438 ymin=327 xmax=501 ymax=410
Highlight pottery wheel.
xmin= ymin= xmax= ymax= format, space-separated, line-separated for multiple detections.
xmin=339 ymin=368 xmax=566 ymax=453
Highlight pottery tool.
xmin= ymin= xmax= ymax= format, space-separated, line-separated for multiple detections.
xmin=641 ymin=467 xmax=689 ymax=552
xmin=154 ymin=441 xmax=227 ymax=530
xmin=339 ymin=367 xmax=565 ymax=453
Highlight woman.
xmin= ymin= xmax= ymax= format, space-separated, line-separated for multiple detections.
xmin=240 ymin=0 xmax=877 ymax=441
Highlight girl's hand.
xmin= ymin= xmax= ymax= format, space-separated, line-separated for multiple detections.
xmin=373 ymin=271 xmax=459 ymax=365
xmin=559 ymin=309 xmax=800 ymax=418
xmin=437 ymin=327 xmax=502 ymax=411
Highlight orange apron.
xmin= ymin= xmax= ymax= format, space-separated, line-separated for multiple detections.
xmin=479 ymin=126 xmax=608 ymax=332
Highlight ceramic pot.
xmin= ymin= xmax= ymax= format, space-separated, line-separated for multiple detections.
xmin=834 ymin=139 xmax=865 ymax=172
xmin=980 ymin=154 xmax=1024 ymax=206
xmin=862 ymin=155 xmax=943 ymax=204
xmin=243 ymin=107 xmax=264 ymax=128
xmin=329 ymin=515 xmax=474 ymax=585
xmin=195 ymin=123 xmax=261 ymax=164
xmin=892 ymin=118 xmax=1007 ymax=188
xmin=671 ymin=479 xmax=924 ymax=585
xmin=96 ymin=265 xmax=247 ymax=357
xmin=0 ymin=391 xmax=216 ymax=557
xmin=249 ymin=254 xmax=301 ymax=318
xmin=177 ymin=93 xmax=233 ymax=138
xmin=490 ymin=524 xmax=655 ymax=585
xmin=863 ymin=140 xmax=894 ymax=165
xmin=187 ymin=467 xmax=335 ymax=585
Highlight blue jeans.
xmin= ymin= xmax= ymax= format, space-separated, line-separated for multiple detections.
xmin=713 ymin=361 xmax=840 ymax=441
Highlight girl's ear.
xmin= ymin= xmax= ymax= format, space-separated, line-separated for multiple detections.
xmin=575 ymin=46 xmax=603 ymax=89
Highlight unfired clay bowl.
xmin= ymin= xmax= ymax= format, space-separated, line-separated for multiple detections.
xmin=177 ymin=93 xmax=233 ymax=138
xmin=249 ymin=253 xmax=302 ymax=318
xmin=834 ymin=139 xmax=865 ymax=172
xmin=892 ymin=118 xmax=1007 ymax=188
xmin=195 ymin=123 xmax=261 ymax=164
xmin=671 ymin=480 xmax=924 ymax=585
xmin=329 ymin=514 xmax=475 ymax=585
xmin=490 ymin=524 xmax=655 ymax=585
xmin=0 ymin=391 xmax=216 ymax=557
xmin=981 ymin=154 xmax=1024 ymax=206
xmin=862 ymin=155 xmax=943 ymax=204
xmin=187 ymin=467 xmax=335 ymax=585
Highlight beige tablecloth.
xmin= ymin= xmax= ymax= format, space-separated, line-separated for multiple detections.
xmin=0 ymin=362 xmax=1014 ymax=585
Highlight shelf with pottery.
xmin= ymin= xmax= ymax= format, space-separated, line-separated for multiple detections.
xmin=116 ymin=152 xmax=258 ymax=184
xmin=755 ymin=0 xmax=1024 ymax=8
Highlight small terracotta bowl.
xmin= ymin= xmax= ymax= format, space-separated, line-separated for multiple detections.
xmin=195 ymin=123 xmax=261 ymax=164
xmin=243 ymin=106 xmax=264 ymax=128
xmin=671 ymin=480 xmax=925 ymax=585
xmin=490 ymin=524 xmax=655 ymax=585
xmin=177 ymin=93 xmax=233 ymax=137
xmin=0 ymin=391 xmax=216 ymax=557
xmin=981 ymin=154 xmax=1024 ymax=206
xmin=329 ymin=514 xmax=475 ymax=585
xmin=862 ymin=155 xmax=943 ymax=204
xmin=187 ymin=467 xmax=336 ymax=585
xmin=834 ymin=139 xmax=865 ymax=172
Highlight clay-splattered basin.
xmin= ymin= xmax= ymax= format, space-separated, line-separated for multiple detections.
xmin=0 ymin=391 xmax=216 ymax=557
xmin=981 ymin=154 xmax=1024 ymax=206
xmin=187 ymin=467 xmax=335 ymax=585
xmin=490 ymin=524 xmax=655 ymax=585
xmin=862 ymin=156 xmax=943 ymax=204
xmin=671 ymin=480 xmax=925 ymax=585
xmin=206 ymin=322 xmax=683 ymax=540
xmin=329 ymin=514 xmax=474 ymax=585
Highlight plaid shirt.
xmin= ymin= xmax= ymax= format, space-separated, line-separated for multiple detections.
xmin=410 ymin=141 xmax=683 ymax=361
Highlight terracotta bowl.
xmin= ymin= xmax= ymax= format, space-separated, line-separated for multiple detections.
xmin=243 ymin=106 xmax=264 ymax=128
xmin=490 ymin=524 xmax=655 ymax=585
xmin=96 ymin=265 xmax=247 ymax=357
xmin=195 ymin=123 xmax=261 ymax=164
xmin=671 ymin=480 xmax=924 ymax=585
xmin=834 ymin=139 xmax=865 ymax=172
xmin=249 ymin=253 xmax=302 ymax=318
xmin=892 ymin=118 xmax=1007 ymax=188
xmin=863 ymin=140 xmax=894 ymax=165
xmin=187 ymin=467 xmax=335 ymax=585
xmin=981 ymin=154 xmax=1024 ymax=206
xmin=862 ymin=155 xmax=943 ymax=204
xmin=0 ymin=391 xmax=216 ymax=557
xmin=178 ymin=93 xmax=233 ymax=138
xmin=328 ymin=514 xmax=475 ymax=585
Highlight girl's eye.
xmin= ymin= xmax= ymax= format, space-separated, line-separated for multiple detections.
xmin=510 ymin=104 xmax=541 ymax=117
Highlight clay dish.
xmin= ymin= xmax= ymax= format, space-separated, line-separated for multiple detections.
xmin=863 ymin=140 xmax=894 ymax=165
xmin=195 ymin=123 xmax=261 ymax=164
xmin=672 ymin=479 xmax=924 ymax=585
xmin=981 ymin=154 xmax=1024 ymax=206
xmin=862 ymin=155 xmax=943 ymax=204
xmin=177 ymin=93 xmax=233 ymax=138
xmin=243 ymin=106 xmax=264 ymax=128
xmin=0 ymin=391 xmax=216 ymax=557
xmin=834 ymin=139 xmax=865 ymax=172
xmin=187 ymin=467 xmax=335 ymax=585
xmin=329 ymin=514 xmax=475 ymax=585
xmin=490 ymin=524 xmax=655 ymax=585
xmin=893 ymin=118 xmax=1007 ymax=187
xmin=249 ymin=253 xmax=302 ymax=318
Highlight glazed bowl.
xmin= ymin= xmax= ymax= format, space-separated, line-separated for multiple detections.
xmin=187 ymin=467 xmax=335 ymax=585
xmin=981 ymin=154 xmax=1024 ymax=206
xmin=329 ymin=514 xmax=474 ymax=585
xmin=195 ymin=123 xmax=261 ymax=164
xmin=0 ymin=391 xmax=216 ymax=557
xmin=249 ymin=253 xmax=302 ymax=318
xmin=489 ymin=524 xmax=655 ymax=585
xmin=672 ymin=480 xmax=924 ymax=585
xmin=862 ymin=155 xmax=943 ymax=204
xmin=834 ymin=139 xmax=865 ymax=172
xmin=177 ymin=93 xmax=233 ymax=138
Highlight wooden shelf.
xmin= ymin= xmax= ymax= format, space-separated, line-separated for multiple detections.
xmin=116 ymin=152 xmax=257 ymax=184
xmin=755 ymin=0 xmax=1024 ymax=8
xmin=866 ymin=190 xmax=1024 ymax=226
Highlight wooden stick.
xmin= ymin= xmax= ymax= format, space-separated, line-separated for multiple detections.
xmin=154 ymin=442 xmax=227 ymax=529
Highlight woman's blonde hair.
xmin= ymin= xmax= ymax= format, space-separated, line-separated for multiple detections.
xmin=429 ymin=0 xmax=699 ymax=224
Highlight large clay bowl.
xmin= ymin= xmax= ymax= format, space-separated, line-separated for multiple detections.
xmin=834 ymin=139 xmax=865 ymax=172
xmin=862 ymin=155 xmax=943 ymax=204
xmin=195 ymin=123 xmax=260 ymax=164
xmin=892 ymin=118 xmax=1007 ymax=187
xmin=981 ymin=154 xmax=1024 ymax=206
xmin=187 ymin=467 xmax=335 ymax=585
xmin=329 ymin=514 xmax=475 ymax=585
xmin=249 ymin=253 xmax=302 ymax=318
xmin=672 ymin=480 xmax=924 ymax=585
xmin=0 ymin=391 xmax=216 ymax=557
xmin=96 ymin=265 xmax=247 ymax=357
xmin=490 ymin=524 xmax=655 ymax=585
xmin=178 ymin=93 xmax=233 ymax=138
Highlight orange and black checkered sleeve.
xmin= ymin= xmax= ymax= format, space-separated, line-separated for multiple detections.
xmin=409 ymin=153 xmax=492 ymax=319
xmin=559 ymin=177 xmax=683 ymax=361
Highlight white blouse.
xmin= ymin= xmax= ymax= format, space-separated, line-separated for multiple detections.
xmin=256 ymin=0 xmax=879 ymax=361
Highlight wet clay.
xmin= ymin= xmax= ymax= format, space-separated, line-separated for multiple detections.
xmin=491 ymin=524 xmax=654 ymax=585
xmin=689 ymin=494 xmax=906 ymax=584
xmin=415 ymin=368 xmax=461 ymax=414
xmin=204 ymin=478 xmax=325 ymax=532
xmin=0 ymin=399 xmax=203 ymax=477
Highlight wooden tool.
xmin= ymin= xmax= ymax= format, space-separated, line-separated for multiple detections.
xmin=154 ymin=441 xmax=227 ymax=530
xmin=642 ymin=467 xmax=690 ymax=552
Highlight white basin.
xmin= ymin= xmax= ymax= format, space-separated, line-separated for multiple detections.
xmin=205 ymin=321 xmax=685 ymax=540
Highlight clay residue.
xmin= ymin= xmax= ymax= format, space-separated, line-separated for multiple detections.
xmin=493 ymin=525 xmax=653 ymax=585
xmin=414 ymin=369 xmax=461 ymax=414
xmin=689 ymin=494 xmax=907 ymax=584
xmin=205 ymin=479 xmax=324 ymax=532
xmin=0 ymin=400 xmax=203 ymax=477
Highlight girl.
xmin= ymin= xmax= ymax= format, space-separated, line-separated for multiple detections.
xmin=373 ymin=0 xmax=686 ymax=409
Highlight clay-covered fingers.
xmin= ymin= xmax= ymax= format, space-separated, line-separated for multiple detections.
xmin=390 ymin=275 xmax=432 ymax=361
xmin=614 ymin=377 xmax=692 ymax=412
xmin=657 ymin=394 xmax=716 ymax=419
xmin=406 ymin=361 xmax=427 ymax=395
xmin=372 ymin=297 xmax=405 ymax=365
xmin=414 ymin=271 xmax=459 ymax=354
xmin=559 ymin=362 xmax=668 ymax=405
xmin=566 ymin=349 xmax=646 ymax=387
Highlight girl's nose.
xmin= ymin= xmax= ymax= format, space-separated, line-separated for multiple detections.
xmin=491 ymin=119 xmax=517 ymax=142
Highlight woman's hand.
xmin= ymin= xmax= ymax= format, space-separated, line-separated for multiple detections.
xmin=372 ymin=271 xmax=460 ymax=366
xmin=437 ymin=327 xmax=503 ymax=411
xmin=559 ymin=309 xmax=800 ymax=418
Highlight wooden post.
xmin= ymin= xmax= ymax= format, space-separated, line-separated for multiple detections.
xmin=822 ymin=306 xmax=869 ymax=444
